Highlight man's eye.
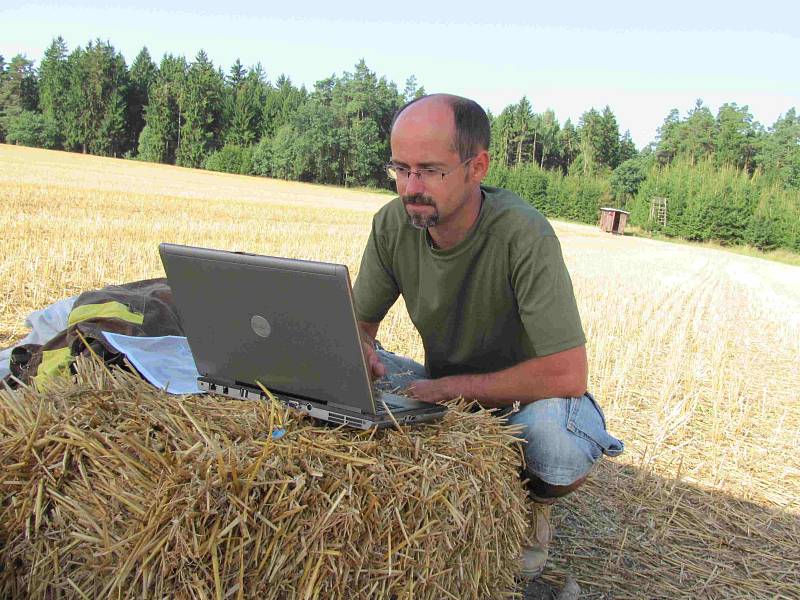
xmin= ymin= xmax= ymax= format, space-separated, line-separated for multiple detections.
xmin=420 ymin=168 xmax=441 ymax=175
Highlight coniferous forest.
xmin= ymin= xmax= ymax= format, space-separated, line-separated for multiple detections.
xmin=2 ymin=37 xmax=799 ymax=252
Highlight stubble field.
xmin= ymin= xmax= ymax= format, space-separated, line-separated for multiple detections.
xmin=2 ymin=144 xmax=799 ymax=598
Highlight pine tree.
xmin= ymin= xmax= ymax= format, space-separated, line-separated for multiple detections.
xmin=225 ymin=64 xmax=267 ymax=146
xmin=598 ymin=106 xmax=622 ymax=168
xmin=557 ymin=118 xmax=579 ymax=172
xmin=488 ymin=107 xmax=516 ymax=168
xmin=680 ymin=99 xmax=716 ymax=165
xmin=714 ymin=103 xmax=759 ymax=172
xmin=62 ymin=40 xmax=129 ymax=156
xmin=177 ymin=50 xmax=224 ymax=167
xmin=128 ymin=47 xmax=157 ymax=155
xmin=575 ymin=106 xmax=624 ymax=172
xmin=618 ymin=130 xmax=638 ymax=164
xmin=512 ymin=97 xmax=535 ymax=166
xmin=655 ymin=108 xmax=681 ymax=165
xmin=38 ymin=36 xmax=70 ymax=148
xmin=262 ymin=75 xmax=306 ymax=138
xmin=138 ymin=54 xmax=187 ymax=164
xmin=537 ymin=109 xmax=561 ymax=169
xmin=330 ymin=60 xmax=402 ymax=184
xmin=757 ymin=109 xmax=800 ymax=188
xmin=577 ymin=108 xmax=602 ymax=174
xmin=227 ymin=59 xmax=246 ymax=89
xmin=402 ymin=75 xmax=425 ymax=103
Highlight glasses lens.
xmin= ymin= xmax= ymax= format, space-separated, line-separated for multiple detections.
xmin=418 ymin=168 xmax=442 ymax=184
xmin=386 ymin=165 xmax=398 ymax=180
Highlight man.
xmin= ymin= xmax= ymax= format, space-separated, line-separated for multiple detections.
xmin=352 ymin=94 xmax=623 ymax=580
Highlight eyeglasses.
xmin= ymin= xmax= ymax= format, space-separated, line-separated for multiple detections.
xmin=385 ymin=157 xmax=474 ymax=184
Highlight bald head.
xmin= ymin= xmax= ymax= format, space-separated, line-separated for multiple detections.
xmin=392 ymin=94 xmax=490 ymax=161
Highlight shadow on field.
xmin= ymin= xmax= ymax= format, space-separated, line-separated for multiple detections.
xmin=536 ymin=459 xmax=799 ymax=599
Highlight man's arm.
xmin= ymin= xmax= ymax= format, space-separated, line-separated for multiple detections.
xmin=357 ymin=321 xmax=386 ymax=379
xmin=405 ymin=344 xmax=588 ymax=408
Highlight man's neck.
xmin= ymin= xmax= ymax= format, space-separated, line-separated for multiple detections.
xmin=428 ymin=188 xmax=483 ymax=250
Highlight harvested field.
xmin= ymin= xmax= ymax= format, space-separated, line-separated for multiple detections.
xmin=2 ymin=145 xmax=799 ymax=598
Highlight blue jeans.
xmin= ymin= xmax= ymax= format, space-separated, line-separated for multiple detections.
xmin=376 ymin=349 xmax=624 ymax=486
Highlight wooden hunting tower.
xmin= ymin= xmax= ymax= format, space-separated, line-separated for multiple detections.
xmin=650 ymin=197 xmax=668 ymax=226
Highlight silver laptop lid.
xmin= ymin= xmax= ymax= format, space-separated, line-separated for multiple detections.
xmin=159 ymin=243 xmax=377 ymax=413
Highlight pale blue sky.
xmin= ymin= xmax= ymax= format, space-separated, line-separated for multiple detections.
xmin=2 ymin=1 xmax=799 ymax=148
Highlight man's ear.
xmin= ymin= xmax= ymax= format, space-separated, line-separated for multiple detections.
xmin=471 ymin=150 xmax=490 ymax=182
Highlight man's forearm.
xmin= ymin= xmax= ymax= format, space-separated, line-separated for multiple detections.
xmin=407 ymin=345 xmax=588 ymax=408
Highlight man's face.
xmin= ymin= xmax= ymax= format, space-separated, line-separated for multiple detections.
xmin=390 ymin=100 xmax=473 ymax=231
xmin=402 ymin=192 xmax=439 ymax=230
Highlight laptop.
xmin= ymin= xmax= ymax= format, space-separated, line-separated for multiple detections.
xmin=159 ymin=243 xmax=447 ymax=429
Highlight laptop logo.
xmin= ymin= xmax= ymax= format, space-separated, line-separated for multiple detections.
xmin=251 ymin=315 xmax=272 ymax=338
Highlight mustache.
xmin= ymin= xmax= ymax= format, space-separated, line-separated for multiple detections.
xmin=401 ymin=194 xmax=436 ymax=207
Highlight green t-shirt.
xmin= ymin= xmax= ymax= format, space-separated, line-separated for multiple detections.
xmin=353 ymin=186 xmax=585 ymax=379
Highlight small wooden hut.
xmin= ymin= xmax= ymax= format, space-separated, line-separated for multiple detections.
xmin=599 ymin=207 xmax=630 ymax=235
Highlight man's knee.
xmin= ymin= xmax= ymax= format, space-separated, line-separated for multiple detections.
xmin=506 ymin=397 xmax=604 ymax=494
xmin=525 ymin=473 xmax=588 ymax=501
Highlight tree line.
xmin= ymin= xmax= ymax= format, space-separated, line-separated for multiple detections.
xmin=0 ymin=38 xmax=421 ymax=189
xmin=1 ymin=37 xmax=798 ymax=252
xmin=487 ymin=97 xmax=799 ymax=251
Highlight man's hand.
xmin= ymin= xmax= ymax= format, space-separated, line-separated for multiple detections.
xmin=358 ymin=327 xmax=386 ymax=380
xmin=404 ymin=378 xmax=457 ymax=404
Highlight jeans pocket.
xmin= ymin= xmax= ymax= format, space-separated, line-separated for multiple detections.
xmin=566 ymin=393 xmax=625 ymax=457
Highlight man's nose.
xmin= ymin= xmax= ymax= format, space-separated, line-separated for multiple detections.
xmin=404 ymin=172 xmax=425 ymax=195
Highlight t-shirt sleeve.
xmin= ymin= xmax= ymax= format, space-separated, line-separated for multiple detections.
xmin=511 ymin=235 xmax=586 ymax=356
xmin=352 ymin=217 xmax=400 ymax=323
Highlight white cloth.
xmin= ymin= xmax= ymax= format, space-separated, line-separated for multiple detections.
xmin=101 ymin=333 xmax=203 ymax=395
xmin=0 ymin=296 xmax=77 ymax=381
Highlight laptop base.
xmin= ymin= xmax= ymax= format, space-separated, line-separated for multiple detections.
xmin=198 ymin=379 xmax=446 ymax=430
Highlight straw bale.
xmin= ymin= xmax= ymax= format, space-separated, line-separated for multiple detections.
xmin=0 ymin=360 xmax=529 ymax=599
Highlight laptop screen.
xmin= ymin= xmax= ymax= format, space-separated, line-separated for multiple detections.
xmin=159 ymin=243 xmax=377 ymax=413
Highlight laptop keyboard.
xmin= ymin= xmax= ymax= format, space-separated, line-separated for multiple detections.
xmin=372 ymin=385 xmax=402 ymax=410
xmin=373 ymin=388 xmax=431 ymax=412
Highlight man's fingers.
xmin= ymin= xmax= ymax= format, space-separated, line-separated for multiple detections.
xmin=403 ymin=380 xmax=420 ymax=397
xmin=373 ymin=357 xmax=386 ymax=378
xmin=369 ymin=352 xmax=384 ymax=376
xmin=402 ymin=379 xmax=442 ymax=404
xmin=362 ymin=342 xmax=385 ymax=380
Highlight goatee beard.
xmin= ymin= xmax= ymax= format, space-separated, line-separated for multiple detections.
xmin=402 ymin=194 xmax=440 ymax=229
